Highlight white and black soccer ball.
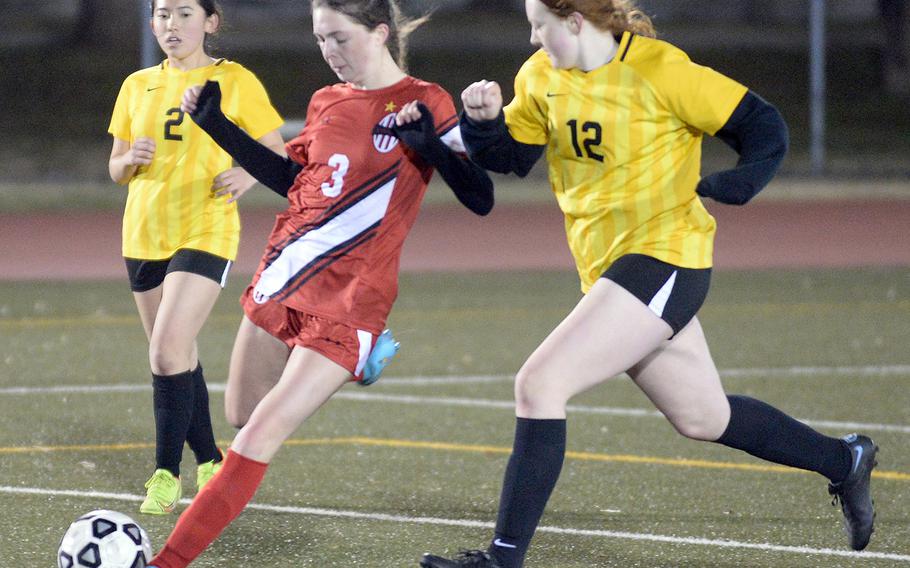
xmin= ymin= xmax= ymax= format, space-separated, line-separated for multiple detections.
xmin=58 ymin=509 xmax=152 ymax=568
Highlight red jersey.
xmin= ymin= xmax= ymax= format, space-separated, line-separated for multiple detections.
xmin=248 ymin=77 xmax=462 ymax=333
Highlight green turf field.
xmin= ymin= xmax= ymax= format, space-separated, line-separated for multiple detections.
xmin=1 ymin=269 xmax=909 ymax=567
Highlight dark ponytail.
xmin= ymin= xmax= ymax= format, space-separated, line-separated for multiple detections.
xmin=149 ymin=0 xmax=223 ymax=20
xmin=310 ymin=0 xmax=428 ymax=71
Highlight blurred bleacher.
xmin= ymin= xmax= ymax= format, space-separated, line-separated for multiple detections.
xmin=0 ymin=1 xmax=893 ymax=50
xmin=0 ymin=0 xmax=908 ymax=184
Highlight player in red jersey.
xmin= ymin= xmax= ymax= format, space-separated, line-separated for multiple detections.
xmin=147 ymin=1 xmax=492 ymax=566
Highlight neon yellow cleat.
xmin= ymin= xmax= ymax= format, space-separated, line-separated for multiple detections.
xmin=196 ymin=453 xmax=224 ymax=492
xmin=139 ymin=469 xmax=181 ymax=515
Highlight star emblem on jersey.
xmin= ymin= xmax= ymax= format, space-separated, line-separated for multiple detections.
xmin=385 ymin=101 xmax=397 ymax=112
xmin=372 ymin=113 xmax=400 ymax=153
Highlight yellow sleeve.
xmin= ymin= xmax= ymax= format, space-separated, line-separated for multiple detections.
xmin=232 ymin=68 xmax=284 ymax=140
xmin=637 ymin=47 xmax=747 ymax=135
xmin=108 ymin=78 xmax=133 ymax=141
xmin=503 ymin=53 xmax=549 ymax=145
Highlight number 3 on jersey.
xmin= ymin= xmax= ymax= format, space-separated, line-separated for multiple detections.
xmin=320 ymin=153 xmax=350 ymax=197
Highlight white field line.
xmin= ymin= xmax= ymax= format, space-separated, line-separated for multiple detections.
xmin=3 ymin=363 xmax=909 ymax=397
xmin=379 ymin=375 xmax=512 ymax=386
xmin=717 ymin=365 xmax=910 ymax=378
xmin=3 ymin=485 xmax=908 ymax=562
xmin=333 ymin=392 xmax=910 ymax=435
xmin=385 ymin=364 xmax=910 ymax=382
xmin=2 ymin=367 xmax=910 ymax=434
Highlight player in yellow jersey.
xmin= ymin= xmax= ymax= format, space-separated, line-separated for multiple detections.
xmin=107 ymin=0 xmax=285 ymax=516
xmin=420 ymin=2 xmax=878 ymax=566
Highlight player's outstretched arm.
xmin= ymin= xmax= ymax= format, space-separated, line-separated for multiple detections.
xmin=459 ymin=80 xmax=544 ymax=177
xmin=182 ymin=81 xmax=300 ymax=198
xmin=696 ymin=91 xmax=788 ymax=205
xmin=393 ymin=101 xmax=494 ymax=216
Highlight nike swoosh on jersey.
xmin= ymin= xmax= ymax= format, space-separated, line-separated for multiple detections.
xmin=147 ymin=86 xmax=163 ymax=92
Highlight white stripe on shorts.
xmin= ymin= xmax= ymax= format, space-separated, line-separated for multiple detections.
xmin=219 ymin=260 xmax=232 ymax=288
xmin=354 ymin=329 xmax=372 ymax=377
xmin=648 ymin=270 xmax=677 ymax=318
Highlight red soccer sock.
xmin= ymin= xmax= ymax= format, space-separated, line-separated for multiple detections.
xmin=150 ymin=449 xmax=268 ymax=568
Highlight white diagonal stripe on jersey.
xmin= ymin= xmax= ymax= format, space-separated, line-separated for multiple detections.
xmin=255 ymin=178 xmax=396 ymax=298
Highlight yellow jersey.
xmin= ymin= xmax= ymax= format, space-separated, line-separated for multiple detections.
xmin=504 ymin=32 xmax=747 ymax=292
xmin=108 ymin=59 xmax=283 ymax=260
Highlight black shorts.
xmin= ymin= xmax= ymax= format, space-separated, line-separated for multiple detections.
xmin=125 ymin=249 xmax=233 ymax=293
xmin=601 ymin=254 xmax=711 ymax=335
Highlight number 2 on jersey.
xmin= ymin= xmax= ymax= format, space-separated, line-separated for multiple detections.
xmin=164 ymin=108 xmax=185 ymax=141
xmin=320 ymin=153 xmax=350 ymax=197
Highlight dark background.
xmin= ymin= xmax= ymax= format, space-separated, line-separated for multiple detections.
xmin=1 ymin=0 xmax=908 ymax=184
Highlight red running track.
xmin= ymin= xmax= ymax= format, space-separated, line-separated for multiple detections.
xmin=1 ymin=200 xmax=908 ymax=281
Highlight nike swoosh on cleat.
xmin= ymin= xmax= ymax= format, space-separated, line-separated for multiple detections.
xmin=851 ymin=446 xmax=863 ymax=474
xmin=493 ymin=538 xmax=516 ymax=549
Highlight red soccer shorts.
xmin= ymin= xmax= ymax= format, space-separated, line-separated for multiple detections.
xmin=240 ymin=286 xmax=376 ymax=379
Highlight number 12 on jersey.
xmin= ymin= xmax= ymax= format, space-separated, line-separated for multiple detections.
xmin=567 ymin=119 xmax=604 ymax=163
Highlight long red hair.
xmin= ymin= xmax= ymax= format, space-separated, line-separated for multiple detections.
xmin=538 ymin=0 xmax=656 ymax=38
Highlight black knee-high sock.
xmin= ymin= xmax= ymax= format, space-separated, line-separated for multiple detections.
xmin=716 ymin=395 xmax=852 ymax=483
xmin=152 ymin=371 xmax=195 ymax=477
xmin=487 ymin=418 xmax=566 ymax=568
xmin=183 ymin=363 xmax=222 ymax=465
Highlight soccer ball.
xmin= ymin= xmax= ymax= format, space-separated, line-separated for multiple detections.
xmin=58 ymin=509 xmax=152 ymax=568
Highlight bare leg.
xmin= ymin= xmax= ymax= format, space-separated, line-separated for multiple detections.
xmin=150 ymin=346 xmax=352 ymax=567
xmin=134 ymin=272 xmax=222 ymax=482
xmin=629 ymin=315 xmax=854 ymax=481
xmin=628 ymin=317 xmax=730 ymax=440
xmin=514 ymin=278 xmax=671 ymax=418
xmin=230 ymin=345 xmax=352 ymax=462
xmin=224 ymin=316 xmax=291 ymax=428
xmin=147 ymin=272 xmax=221 ymax=374
xmin=484 ymin=278 xmax=672 ymax=567
xmin=628 ymin=317 xmax=872 ymax=551
xmin=134 ymin=284 xmax=203 ymax=374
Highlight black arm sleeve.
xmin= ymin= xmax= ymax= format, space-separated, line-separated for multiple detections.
xmin=189 ymin=81 xmax=300 ymax=198
xmin=392 ymin=103 xmax=494 ymax=216
xmin=696 ymin=90 xmax=789 ymax=205
xmin=459 ymin=111 xmax=545 ymax=177
xmin=421 ymin=140 xmax=495 ymax=216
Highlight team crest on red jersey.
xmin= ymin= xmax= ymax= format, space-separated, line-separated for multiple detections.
xmin=372 ymin=113 xmax=400 ymax=154
xmin=252 ymin=287 xmax=269 ymax=304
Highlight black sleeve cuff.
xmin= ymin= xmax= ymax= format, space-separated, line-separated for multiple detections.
xmin=459 ymin=111 xmax=544 ymax=177
xmin=697 ymin=91 xmax=788 ymax=205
